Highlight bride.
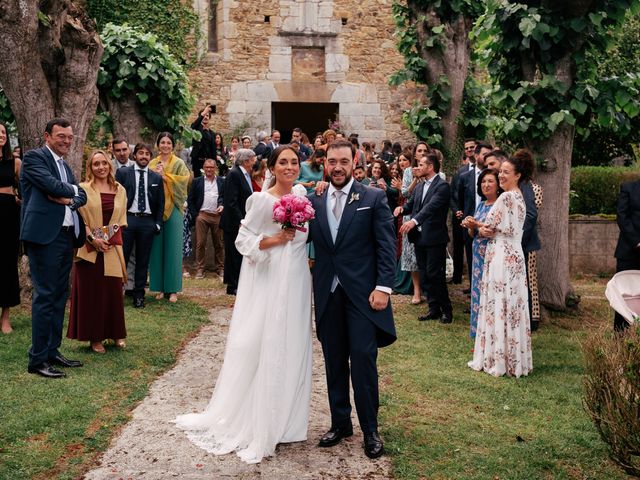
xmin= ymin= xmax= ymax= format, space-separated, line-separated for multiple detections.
xmin=175 ymin=145 xmax=313 ymax=463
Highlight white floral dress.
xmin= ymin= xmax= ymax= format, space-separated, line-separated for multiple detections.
xmin=468 ymin=190 xmax=533 ymax=377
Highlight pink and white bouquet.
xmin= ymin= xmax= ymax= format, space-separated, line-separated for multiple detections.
xmin=273 ymin=194 xmax=315 ymax=232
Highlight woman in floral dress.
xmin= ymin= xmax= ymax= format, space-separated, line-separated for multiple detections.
xmin=468 ymin=151 xmax=534 ymax=377
xmin=461 ymin=168 xmax=503 ymax=339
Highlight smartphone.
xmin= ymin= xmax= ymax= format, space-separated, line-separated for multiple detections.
xmin=210 ymin=104 xmax=216 ymax=114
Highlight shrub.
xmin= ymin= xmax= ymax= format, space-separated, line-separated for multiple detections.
xmin=583 ymin=324 xmax=640 ymax=477
xmin=570 ymin=166 xmax=640 ymax=215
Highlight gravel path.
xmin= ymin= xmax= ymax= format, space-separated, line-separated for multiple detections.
xmin=83 ymin=305 xmax=393 ymax=479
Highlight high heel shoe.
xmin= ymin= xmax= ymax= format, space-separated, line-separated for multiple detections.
xmin=115 ymin=339 xmax=126 ymax=349
xmin=155 ymin=293 xmax=165 ymax=300
xmin=168 ymin=293 xmax=178 ymax=303
xmin=91 ymin=342 xmax=106 ymax=354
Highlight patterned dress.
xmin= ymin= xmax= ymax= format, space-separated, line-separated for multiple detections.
xmin=400 ymin=167 xmax=418 ymax=272
xmin=469 ymin=201 xmax=493 ymax=339
xmin=468 ymin=190 xmax=533 ymax=377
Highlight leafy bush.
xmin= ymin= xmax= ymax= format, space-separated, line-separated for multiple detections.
xmin=98 ymin=23 xmax=196 ymax=143
xmin=583 ymin=324 xmax=640 ymax=477
xmin=570 ymin=166 xmax=640 ymax=215
xmin=86 ymin=0 xmax=199 ymax=65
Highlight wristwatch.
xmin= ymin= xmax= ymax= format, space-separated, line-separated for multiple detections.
xmin=87 ymin=234 xmax=95 ymax=244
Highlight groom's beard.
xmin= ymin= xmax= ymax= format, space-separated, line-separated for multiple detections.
xmin=330 ymin=171 xmax=352 ymax=189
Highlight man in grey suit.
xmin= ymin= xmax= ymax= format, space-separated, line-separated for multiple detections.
xmin=20 ymin=118 xmax=87 ymax=378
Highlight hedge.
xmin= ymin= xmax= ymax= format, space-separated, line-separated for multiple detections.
xmin=570 ymin=166 xmax=640 ymax=215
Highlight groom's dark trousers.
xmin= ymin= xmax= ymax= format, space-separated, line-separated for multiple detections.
xmin=318 ymin=285 xmax=379 ymax=434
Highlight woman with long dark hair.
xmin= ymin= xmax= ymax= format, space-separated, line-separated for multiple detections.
xmin=0 ymin=122 xmax=20 ymax=334
xmin=149 ymin=132 xmax=191 ymax=303
xmin=468 ymin=151 xmax=534 ymax=377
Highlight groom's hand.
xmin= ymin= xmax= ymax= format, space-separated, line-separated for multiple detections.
xmin=369 ymin=290 xmax=390 ymax=311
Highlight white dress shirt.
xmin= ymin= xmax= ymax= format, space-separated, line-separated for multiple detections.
xmin=201 ymin=177 xmax=219 ymax=213
xmin=129 ymin=166 xmax=152 ymax=214
xmin=46 ymin=146 xmax=77 ymax=227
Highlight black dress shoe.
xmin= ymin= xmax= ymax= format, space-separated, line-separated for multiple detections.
xmin=49 ymin=354 xmax=83 ymax=368
xmin=418 ymin=310 xmax=441 ymax=321
xmin=226 ymin=286 xmax=237 ymax=296
xmin=28 ymin=362 xmax=66 ymax=378
xmin=440 ymin=312 xmax=453 ymax=324
xmin=318 ymin=425 xmax=353 ymax=447
xmin=363 ymin=431 xmax=384 ymax=459
xmin=133 ymin=297 xmax=145 ymax=308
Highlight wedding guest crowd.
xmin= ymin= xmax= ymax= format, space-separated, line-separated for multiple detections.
xmin=7 ymin=105 xmax=575 ymax=384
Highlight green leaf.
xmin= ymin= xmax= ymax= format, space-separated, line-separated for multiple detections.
xmin=432 ymin=25 xmax=445 ymax=34
xmin=615 ymin=89 xmax=632 ymax=107
xmin=137 ymin=92 xmax=149 ymax=104
xmin=623 ymin=102 xmax=640 ymax=118
xmin=570 ymin=99 xmax=588 ymax=115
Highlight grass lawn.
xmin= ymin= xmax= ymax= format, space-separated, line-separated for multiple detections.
xmin=379 ymin=275 xmax=631 ymax=479
xmin=0 ymin=290 xmax=211 ymax=480
xmin=0 ymin=274 xmax=631 ymax=479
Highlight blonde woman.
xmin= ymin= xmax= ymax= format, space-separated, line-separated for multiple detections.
xmin=149 ymin=132 xmax=191 ymax=303
xmin=68 ymin=150 xmax=128 ymax=353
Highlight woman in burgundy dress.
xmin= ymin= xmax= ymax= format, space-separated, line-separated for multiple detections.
xmin=68 ymin=150 xmax=128 ymax=353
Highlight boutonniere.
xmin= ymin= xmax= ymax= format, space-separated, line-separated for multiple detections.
xmin=348 ymin=192 xmax=360 ymax=205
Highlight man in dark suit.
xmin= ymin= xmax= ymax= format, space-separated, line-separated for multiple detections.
xmin=220 ymin=148 xmax=256 ymax=295
xmin=458 ymin=141 xmax=493 ymax=288
xmin=20 ymin=118 xmax=87 ymax=378
xmin=613 ymin=179 xmax=640 ymax=331
xmin=188 ymin=158 xmax=225 ymax=279
xmin=308 ymin=139 xmax=396 ymax=459
xmin=450 ymin=139 xmax=476 ymax=284
xmin=190 ymin=105 xmax=216 ymax=177
xmin=396 ymin=153 xmax=453 ymax=323
xmin=116 ymin=143 xmax=165 ymax=308
xmin=252 ymin=130 xmax=271 ymax=161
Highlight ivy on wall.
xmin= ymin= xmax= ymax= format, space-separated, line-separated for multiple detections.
xmin=86 ymin=0 xmax=200 ymax=65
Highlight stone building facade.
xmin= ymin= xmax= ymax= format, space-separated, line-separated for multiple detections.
xmin=190 ymin=0 xmax=417 ymax=144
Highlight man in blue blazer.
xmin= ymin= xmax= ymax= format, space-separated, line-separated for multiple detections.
xmin=396 ymin=153 xmax=453 ymax=324
xmin=187 ymin=158 xmax=225 ymax=278
xmin=20 ymin=118 xmax=87 ymax=378
xmin=116 ymin=143 xmax=165 ymax=308
xmin=308 ymin=139 xmax=396 ymax=459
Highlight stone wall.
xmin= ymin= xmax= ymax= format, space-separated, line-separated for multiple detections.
xmin=569 ymin=216 xmax=618 ymax=275
xmin=189 ymin=0 xmax=416 ymax=144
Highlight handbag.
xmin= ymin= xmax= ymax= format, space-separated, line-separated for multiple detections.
xmin=445 ymin=248 xmax=454 ymax=282
xmin=86 ymin=223 xmax=122 ymax=252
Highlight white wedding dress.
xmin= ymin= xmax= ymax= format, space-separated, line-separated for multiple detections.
xmin=175 ymin=189 xmax=313 ymax=463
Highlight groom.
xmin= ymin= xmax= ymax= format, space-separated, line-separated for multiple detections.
xmin=308 ymin=138 xmax=397 ymax=459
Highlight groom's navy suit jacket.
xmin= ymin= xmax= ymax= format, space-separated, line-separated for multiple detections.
xmin=308 ymin=180 xmax=397 ymax=347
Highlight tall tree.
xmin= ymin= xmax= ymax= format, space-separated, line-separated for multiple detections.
xmin=0 ymin=1 xmax=102 ymax=177
xmin=391 ymin=0 xmax=484 ymax=170
xmin=475 ymin=0 xmax=640 ymax=309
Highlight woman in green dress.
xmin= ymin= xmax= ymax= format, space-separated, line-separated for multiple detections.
xmin=295 ymin=148 xmax=325 ymax=193
xmin=149 ymin=132 xmax=191 ymax=303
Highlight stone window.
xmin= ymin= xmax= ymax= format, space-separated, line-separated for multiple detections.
xmin=292 ymin=47 xmax=325 ymax=82
xmin=208 ymin=0 xmax=218 ymax=52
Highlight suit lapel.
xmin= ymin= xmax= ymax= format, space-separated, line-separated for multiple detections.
xmin=334 ymin=182 xmax=361 ymax=248
xmin=314 ymin=192 xmax=334 ymax=249
xmin=43 ymin=148 xmax=62 ymax=182
xmin=414 ymin=181 xmax=425 ymax=212
xmin=421 ymin=175 xmax=441 ymax=210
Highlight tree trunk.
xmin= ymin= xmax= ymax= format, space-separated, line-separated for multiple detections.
xmin=107 ymin=93 xmax=155 ymax=145
xmin=0 ymin=1 xmax=102 ymax=179
xmin=533 ymin=123 xmax=576 ymax=310
xmin=408 ymin=3 xmax=472 ymax=174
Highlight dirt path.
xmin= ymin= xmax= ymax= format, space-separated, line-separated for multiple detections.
xmin=83 ymin=299 xmax=393 ymax=479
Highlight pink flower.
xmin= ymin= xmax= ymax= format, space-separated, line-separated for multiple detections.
xmin=273 ymin=194 xmax=315 ymax=231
